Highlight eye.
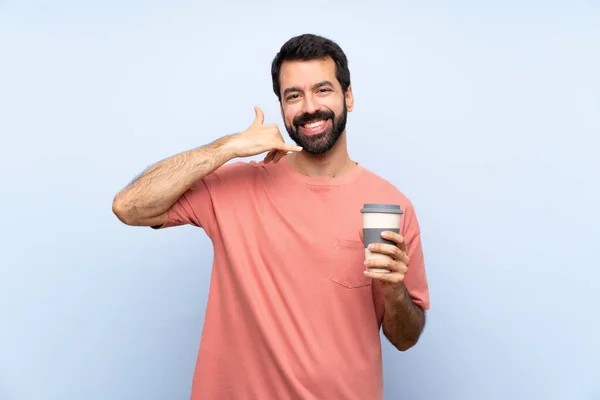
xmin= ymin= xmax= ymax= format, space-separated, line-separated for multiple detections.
xmin=286 ymin=94 xmax=300 ymax=101
xmin=318 ymin=88 xmax=331 ymax=93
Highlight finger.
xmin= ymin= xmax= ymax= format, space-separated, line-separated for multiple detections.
xmin=382 ymin=231 xmax=407 ymax=253
xmin=368 ymin=242 xmax=408 ymax=264
xmin=272 ymin=150 xmax=288 ymax=163
xmin=364 ymin=257 xmax=406 ymax=274
xmin=397 ymin=251 xmax=410 ymax=266
xmin=252 ymin=106 xmax=264 ymax=127
xmin=364 ymin=270 xmax=405 ymax=285
xmin=263 ymin=150 xmax=276 ymax=163
xmin=278 ymin=143 xmax=303 ymax=153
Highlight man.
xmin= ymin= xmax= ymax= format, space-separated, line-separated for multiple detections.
xmin=112 ymin=33 xmax=430 ymax=400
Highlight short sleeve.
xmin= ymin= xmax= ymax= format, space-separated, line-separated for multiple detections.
xmin=402 ymin=202 xmax=430 ymax=311
xmin=152 ymin=176 xmax=218 ymax=236
xmin=152 ymin=161 xmax=254 ymax=238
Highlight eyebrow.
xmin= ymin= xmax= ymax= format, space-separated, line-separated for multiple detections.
xmin=282 ymin=80 xmax=334 ymax=97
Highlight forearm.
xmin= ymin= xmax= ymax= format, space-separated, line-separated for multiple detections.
xmin=382 ymin=284 xmax=425 ymax=351
xmin=112 ymin=135 xmax=238 ymax=225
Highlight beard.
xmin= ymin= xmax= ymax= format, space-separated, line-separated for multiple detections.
xmin=284 ymin=102 xmax=348 ymax=155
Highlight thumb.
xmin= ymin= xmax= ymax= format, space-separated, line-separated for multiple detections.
xmin=252 ymin=106 xmax=264 ymax=126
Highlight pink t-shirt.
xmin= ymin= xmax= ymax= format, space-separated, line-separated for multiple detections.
xmin=157 ymin=156 xmax=430 ymax=400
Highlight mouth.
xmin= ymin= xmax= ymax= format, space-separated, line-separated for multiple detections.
xmin=298 ymin=119 xmax=331 ymax=136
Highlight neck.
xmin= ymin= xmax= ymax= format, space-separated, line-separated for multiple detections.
xmin=288 ymin=132 xmax=356 ymax=178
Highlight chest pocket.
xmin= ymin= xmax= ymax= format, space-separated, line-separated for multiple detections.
xmin=329 ymin=238 xmax=372 ymax=289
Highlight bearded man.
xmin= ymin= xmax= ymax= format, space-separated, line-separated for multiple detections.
xmin=112 ymin=33 xmax=430 ymax=400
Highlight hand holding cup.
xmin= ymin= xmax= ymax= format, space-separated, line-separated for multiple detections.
xmin=360 ymin=204 xmax=409 ymax=287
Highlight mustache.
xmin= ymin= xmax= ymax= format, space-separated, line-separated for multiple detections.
xmin=293 ymin=110 xmax=335 ymax=127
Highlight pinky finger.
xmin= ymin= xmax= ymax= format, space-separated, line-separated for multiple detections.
xmin=364 ymin=270 xmax=403 ymax=285
xmin=264 ymin=150 xmax=276 ymax=163
xmin=282 ymin=144 xmax=303 ymax=153
xmin=273 ymin=150 xmax=288 ymax=163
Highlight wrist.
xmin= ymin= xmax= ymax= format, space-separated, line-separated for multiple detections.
xmin=205 ymin=134 xmax=241 ymax=162
xmin=384 ymin=283 xmax=409 ymax=306
xmin=186 ymin=135 xmax=238 ymax=176
xmin=220 ymin=133 xmax=245 ymax=159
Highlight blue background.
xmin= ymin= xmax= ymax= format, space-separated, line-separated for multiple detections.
xmin=1 ymin=1 xmax=599 ymax=399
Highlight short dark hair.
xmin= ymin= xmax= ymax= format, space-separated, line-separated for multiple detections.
xmin=271 ymin=33 xmax=351 ymax=101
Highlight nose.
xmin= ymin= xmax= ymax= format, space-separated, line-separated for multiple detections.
xmin=302 ymin=94 xmax=319 ymax=115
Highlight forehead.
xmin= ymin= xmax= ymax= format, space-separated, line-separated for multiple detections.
xmin=279 ymin=57 xmax=338 ymax=91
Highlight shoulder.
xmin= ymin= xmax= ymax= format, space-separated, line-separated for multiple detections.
xmin=202 ymin=159 xmax=277 ymax=194
xmin=358 ymin=165 xmax=424 ymax=238
xmin=204 ymin=160 xmax=262 ymax=184
xmin=358 ymin=165 xmax=416 ymax=211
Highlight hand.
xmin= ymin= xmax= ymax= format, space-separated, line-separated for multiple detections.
xmin=362 ymin=231 xmax=410 ymax=292
xmin=231 ymin=106 xmax=303 ymax=162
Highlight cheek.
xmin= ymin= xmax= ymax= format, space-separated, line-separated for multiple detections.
xmin=282 ymin=107 xmax=298 ymax=125
xmin=324 ymin=98 xmax=344 ymax=115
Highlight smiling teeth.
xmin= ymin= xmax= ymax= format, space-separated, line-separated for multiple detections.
xmin=304 ymin=120 xmax=325 ymax=128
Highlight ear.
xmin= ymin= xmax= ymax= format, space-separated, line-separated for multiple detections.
xmin=345 ymin=85 xmax=354 ymax=112
xmin=279 ymin=102 xmax=285 ymax=120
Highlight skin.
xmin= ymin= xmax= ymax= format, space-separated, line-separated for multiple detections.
xmin=277 ymin=58 xmax=357 ymax=178
xmin=361 ymin=230 xmax=426 ymax=351
xmin=278 ymin=58 xmax=426 ymax=351
xmin=112 ymin=109 xmax=302 ymax=227
xmin=112 ymin=56 xmax=425 ymax=352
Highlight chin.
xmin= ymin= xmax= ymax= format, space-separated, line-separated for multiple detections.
xmin=301 ymin=137 xmax=338 ymax=155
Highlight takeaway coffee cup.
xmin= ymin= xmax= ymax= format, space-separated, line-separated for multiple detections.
xmin=360 ymin=203 xmax=404 ymax=273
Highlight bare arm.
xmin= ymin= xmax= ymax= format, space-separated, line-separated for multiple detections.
xmin=363 ymin=230 xmax=428 ymax=351
xmin=382 ymin=284 xmax=426 ymax=351
xmin=112 ymin=135 xmax=237 ymax=227
xmin=112 ymin=106 xmax=302 ymax=227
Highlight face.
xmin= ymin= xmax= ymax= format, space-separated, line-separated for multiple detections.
xmin=279 ymin=58 xmax=354 ymax=154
